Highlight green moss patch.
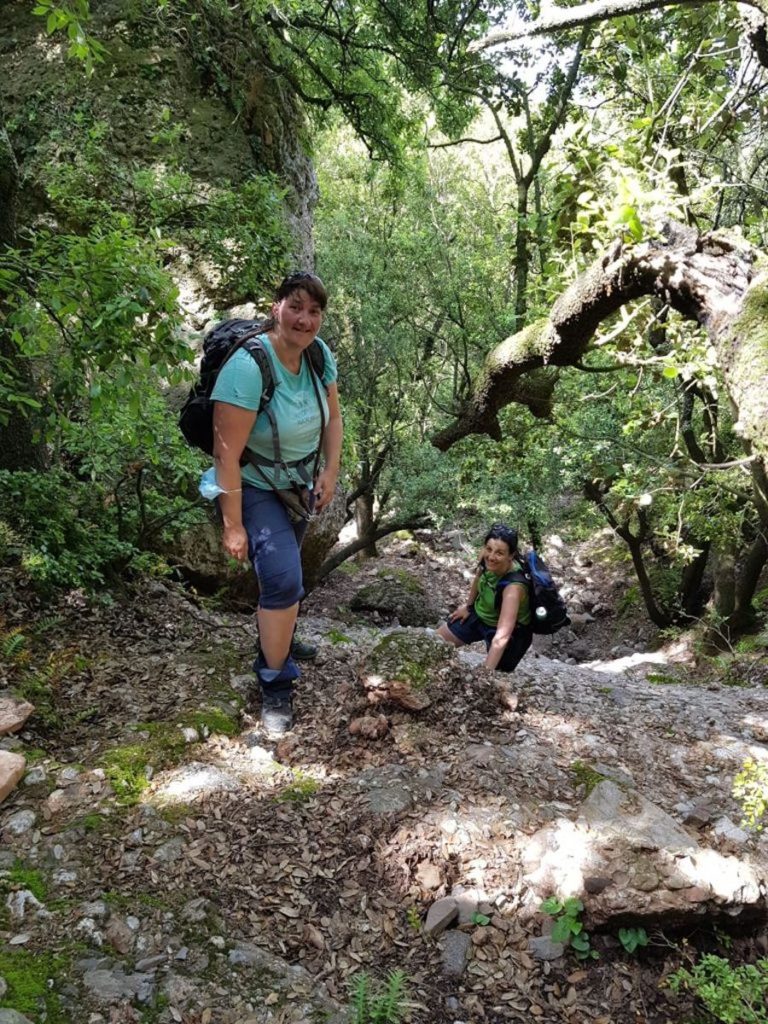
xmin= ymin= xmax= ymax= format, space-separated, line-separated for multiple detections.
xmin=570 ymin=761 xmax=606 ymax=796
xmin=0 ymin=947 xmax=69 ymax=1021
xmin=5 ymin=860 xmax=47 ymax=902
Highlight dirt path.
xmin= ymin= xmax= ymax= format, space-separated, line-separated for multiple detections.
xmin=1 ymin=532 xmax=767 ymax=1023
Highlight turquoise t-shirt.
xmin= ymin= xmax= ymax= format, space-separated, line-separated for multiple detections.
xmin=211 ymin=334 xmax=337 ymax=490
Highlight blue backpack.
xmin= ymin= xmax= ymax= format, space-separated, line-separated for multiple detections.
xmin=495 ymin=551 xmax=570 ymax=635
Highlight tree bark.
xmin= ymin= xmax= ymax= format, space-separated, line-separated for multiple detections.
xmin=432 ymin=224 xmax=768 ymax=479
xmin=471 ymin=0 xmax=768 ymax=57
xmin=316 ymin=514 xmax=432 ymax=581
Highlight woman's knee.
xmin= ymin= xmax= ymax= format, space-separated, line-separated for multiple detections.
xmin=258 ymin=567 xmax=304 ymax=609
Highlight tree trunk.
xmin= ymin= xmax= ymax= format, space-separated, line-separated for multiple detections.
xmin=316 ymin=514 xmax=432 ymax=581
xmin=355 ymin=491 xmax=378 ymax=558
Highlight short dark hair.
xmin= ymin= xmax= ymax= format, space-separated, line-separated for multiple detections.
xmin=275 ymin=271 xmax=328 ymax=310
xmin=484 ymin=523 xmax=518 ymax=554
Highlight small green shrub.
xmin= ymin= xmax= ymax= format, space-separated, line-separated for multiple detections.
xmin=668 ymin=954 xmax=768 ymax=1023
xmin=618 ymin=926 xmax=649 ymax=954
xmin=276 ymin=769 xmax=320 ymax=804
xmin=733 ymin=759 xmax=768 ymax=832
xmin=540 ymin=896 xmax=598 ymax=960
xmin=349 ymin=970 xmax=408 ymax=1024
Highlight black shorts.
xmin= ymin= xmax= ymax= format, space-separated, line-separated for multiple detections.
xmin=447 ymin=609 xmax=533 ymax=672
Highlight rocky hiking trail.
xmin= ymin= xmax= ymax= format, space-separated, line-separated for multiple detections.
xmin=1 ymin=530 xmax=768 ymax=1024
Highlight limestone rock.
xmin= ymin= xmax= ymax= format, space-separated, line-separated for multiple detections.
xmin=350 ymin=571 xmax=438 ymax=626
xmin=425 ymin=896 xmax=458 ymax=936
xmin=581 ymin=780 xmax=696 ymax=852
xmin=0 ymin=696 xmax=34 ymax=736
xmin=440 ymin=929 xmax=472 ymax=977
xmin=0 ymin=750 xmax=25 ymax=804
xmin=0 ymin=1011 xmax=35 ymax=1024
xmin=358 ymin=630 xmax=453 ymax=711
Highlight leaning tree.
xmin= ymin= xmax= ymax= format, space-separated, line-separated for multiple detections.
xmin=432 ymin=223 xmax=768 ymax=637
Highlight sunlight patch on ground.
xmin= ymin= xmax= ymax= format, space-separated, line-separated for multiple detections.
xmin=148 ymin=762 xmax=242 ymax=805
xmin=585 ymin=650 xmax=671 ymax=674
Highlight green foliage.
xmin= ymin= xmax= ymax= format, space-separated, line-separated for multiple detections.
xmin=540 ymin=896 xmax=598 ymax=961
xmin=0 ymin=947 xmax=69 ymax=1021
xmin=668 ymin=954 xmax=768 ymax=1023
xmin=326 ymin=629 xmax=352 ymax=644
xmin=733 ymin=760 xmax=768 ymax=832
xmin=405 ymin=906 xmax=421 ymax=931
xmin=99 ymin=723 xmax=190 ymax=805
xmin=5 ymin=859 xmax=48 ymax=902
xmin=618 ymin=926 xmax=649 ymax=954
xmin=32 ymin=0 xmax=106 ymax=72
xmin=570 ymin=761 xmax=605 ymax=795
xmin=348 ymin=970 xmax=408 ymax=1024
xmin=276 ymin=768 xmax=320 ymax=805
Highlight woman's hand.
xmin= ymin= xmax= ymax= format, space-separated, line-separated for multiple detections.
xmin=313 ymin=466 xmax=338 ymax=511
xmin=449 ymin=604 xmax=471 ymax=623
xmin=222 ymin=525 xmax=249 ymax=562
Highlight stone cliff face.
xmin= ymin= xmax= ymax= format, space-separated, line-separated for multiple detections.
xmin=0 ymin=0 xmax=317 ymax=311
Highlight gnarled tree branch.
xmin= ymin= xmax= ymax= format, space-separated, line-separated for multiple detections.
xmin=432 ymin=223 xmax=768 ymax=471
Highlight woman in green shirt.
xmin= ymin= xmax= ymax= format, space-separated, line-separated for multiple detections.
xmin=437 ymin=524 xmax=533 ymax=672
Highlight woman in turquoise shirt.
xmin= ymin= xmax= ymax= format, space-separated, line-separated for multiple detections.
xmin=212 ymin=272 xmax=343 ymax=737
xmin=438 ymin=523 xmax=532 ymax=672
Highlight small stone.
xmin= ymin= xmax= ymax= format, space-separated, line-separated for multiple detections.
xmin=424 ymin=897 xmax=459 ymax=936
xmin=415 ymin=860 xmax=442 ymax=891
xmin=0 ymin=751 xmax=26 ymax=804
xmin=528 ymin=935 xmax=565 ymax=961
xmin=713 ymin=816 xmax=749 ymax=845
xmin=682 ymin=800 xmax=713 ymax=829
xmin=3 ymin=809 xmax=36 ymax=836
xmin=0 ymin=697 xmax=35 ymax=737
xmin=0 ymin=1010 xmax=35 ymax=1024
xmin=6 ymin=889 xmax=50 ymax=921
xmin=22 ymin=766 xmax=46 ymax=786
xmin=180 ymin=727 xmax=199 ymax=744
xmin=151 ymin=837 xmax=186 ymax=864
xmin=56 ymin=766 xmax=81 ymax=787
xmin=583 ymin=876 xmax=611 ymax=895
xmin=440 ymin=930 xmax=472 ymax=977
xmin=105 ymin=917 xmax=135 ymax=955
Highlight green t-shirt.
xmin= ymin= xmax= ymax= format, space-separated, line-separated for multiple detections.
xmin=474 ymin=566 xmax=531 ymax=627
xmin=211 ymin=334 xmax=337 ymax=490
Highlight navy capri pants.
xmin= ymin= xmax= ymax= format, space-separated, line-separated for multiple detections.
xmin=241 ymin=486 xmax=311 ymax=609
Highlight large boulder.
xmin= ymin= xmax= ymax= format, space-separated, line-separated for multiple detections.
xmin=521 ymin=780 xmax=766 ymax=930
xmin=164 ymin=489 xmax=345 ymax=607
xmin=350 ymin=569 xmax=439 ymax=626
xmin=358 ymin=630 xmax=454 ymax=711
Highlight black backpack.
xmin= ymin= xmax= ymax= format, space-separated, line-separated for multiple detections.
xmin=496 ymin=550 xmax=570 ymax=636
xmin=179 ymin=319 xmax=326 ymax=457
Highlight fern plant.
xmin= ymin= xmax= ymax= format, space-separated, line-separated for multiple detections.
xmin=1 ymin=628 xmax=27 ymax=661
xmin=349 ymin=970 xmax=408 ymax=1024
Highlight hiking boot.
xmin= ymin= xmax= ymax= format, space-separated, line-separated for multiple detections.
xmin=260 ymin=687 xmax=293 ymax=737
xmin=290 ymin=636 xmax=318 ymax=661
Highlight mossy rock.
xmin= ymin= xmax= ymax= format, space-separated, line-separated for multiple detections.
xmin=359 ymin=630 xmax=454 ymax=711
xmin=350 ymin=572 xmax=438 ymax=626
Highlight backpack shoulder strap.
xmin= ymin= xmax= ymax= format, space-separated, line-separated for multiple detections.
xmin=307 ymin=338 xmax=327 ymax=386
xmin=240 ymin=335 xmax=276 ymax=415
xmin=494 ymin=564 xmax=529 ymax=608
